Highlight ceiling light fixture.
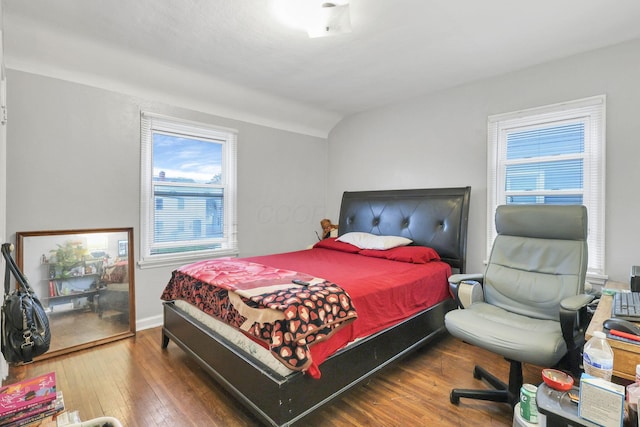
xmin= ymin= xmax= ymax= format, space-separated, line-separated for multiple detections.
xmin=272 ymin=0 xmax=351 ymax=38
xmin=307 ymin=2 xmax=352 ymax=38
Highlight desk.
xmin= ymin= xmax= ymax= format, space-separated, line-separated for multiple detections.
xmin=585 ymin=281 xmax=640 ymax=381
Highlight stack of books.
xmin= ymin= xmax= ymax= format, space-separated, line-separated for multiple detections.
xmin=0 ymin=373 xmax=65 ymax=426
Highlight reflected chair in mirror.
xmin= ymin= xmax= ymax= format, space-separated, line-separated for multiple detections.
xmin=445 ymin=204 xmax=593 ymax=406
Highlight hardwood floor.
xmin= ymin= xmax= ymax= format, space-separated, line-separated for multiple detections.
xmin=3 ymin=328 xmax=545 ymax=426
xmin=46 ymin=309 xmax=130 ymax=353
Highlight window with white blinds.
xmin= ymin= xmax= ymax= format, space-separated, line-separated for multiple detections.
xmin=139 ymin=112 xmax=238 ymax=268
xmin=487 ymin=95 xmax=606 ymax=280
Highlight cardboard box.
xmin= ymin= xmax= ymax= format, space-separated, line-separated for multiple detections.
xmin=579 ymin=373 xmax=625 ymax=427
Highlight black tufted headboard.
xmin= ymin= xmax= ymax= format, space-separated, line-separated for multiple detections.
xmin=337 ymin=187 xmax=471 ymax=273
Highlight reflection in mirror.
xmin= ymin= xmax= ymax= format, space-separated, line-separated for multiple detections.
xmin=16 ymin=228 xmax=135 ymax=360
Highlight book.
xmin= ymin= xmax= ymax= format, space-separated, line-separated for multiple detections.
xmin=3 ymin=392 xmax=64 ymax=427
xmin=0 ymin=402 xmax=53 ymax=427
xmin=14 ymin=414 xmax=56 ymax=427
xmin=10 ymin=409 xmax=59 ymax=426
xmin=578 ymin=373 xmax=625 ymax=427
xmin=48 ymin=281 xmax=56 ymax=297
xmin=606 ymin=330 xmax=640 ymax=346
xmin=0 ymin=373 xmax=56 ymax=420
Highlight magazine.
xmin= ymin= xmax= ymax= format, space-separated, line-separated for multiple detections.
xmin=2 ymin=391 xmax=64 ymax=426
xmin=0 ymin=373 xmax=56 ymax=420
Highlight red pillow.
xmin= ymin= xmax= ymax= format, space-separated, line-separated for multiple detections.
xmin=313 ymin=237 xmax=361 ymax=254
xmin=358 ymin=246 xmax=440 ymax=264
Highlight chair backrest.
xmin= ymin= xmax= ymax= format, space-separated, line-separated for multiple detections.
xmin=484 ymin=204 xmax=588 ymax=321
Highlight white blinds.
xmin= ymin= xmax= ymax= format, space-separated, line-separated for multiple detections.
xmin=487 ymin=95 xmax=606 ymax=278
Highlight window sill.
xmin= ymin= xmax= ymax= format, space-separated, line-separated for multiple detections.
xmin=137 ymin=249 xmax=239 ymax=269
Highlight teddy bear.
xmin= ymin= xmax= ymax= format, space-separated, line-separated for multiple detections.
xmin=320 ymin=219 xmax=339 ymax=239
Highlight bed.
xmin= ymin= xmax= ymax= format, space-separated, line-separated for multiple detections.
xmin=161 ymin=186 xmax=470 ymax=426
xmin=97 ymin=261 xmax=130 ymax=320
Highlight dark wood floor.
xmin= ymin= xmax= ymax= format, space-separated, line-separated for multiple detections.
xmin=3 ymin=327 xmax=545 ymax=426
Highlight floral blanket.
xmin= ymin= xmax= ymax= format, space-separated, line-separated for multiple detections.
xmin=160 ymin=258 xmax=358 ymax=372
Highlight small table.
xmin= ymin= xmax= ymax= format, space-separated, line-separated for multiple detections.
xmin=536 ymin=383 xmax=599 ymax=427
xmin=585 ymin=280 xmax=640 ymax=381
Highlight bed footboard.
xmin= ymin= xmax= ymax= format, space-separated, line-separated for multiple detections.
xmin=162 ymin=298 xmax=455 ymax=426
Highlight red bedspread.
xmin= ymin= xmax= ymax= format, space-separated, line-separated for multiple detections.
xmin=246 ymin=248 xmax=452 ymax=374
xmin=162 ymin=247 xmax=451 ymax=378
xmin=161 ymin=258 xmax=357 ymax=372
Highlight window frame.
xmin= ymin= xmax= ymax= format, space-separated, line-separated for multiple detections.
xmin=487 ymin=95 xmax=606 ymax=281
xmin=139 ymin=112 xmax=238 ymax=268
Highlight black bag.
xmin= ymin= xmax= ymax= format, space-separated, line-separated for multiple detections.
xmin=1 ymin=243 xmax=51 ymax=363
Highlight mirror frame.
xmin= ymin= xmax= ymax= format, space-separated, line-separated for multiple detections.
xmin=16 ymin=227 xmax=136 ymax=360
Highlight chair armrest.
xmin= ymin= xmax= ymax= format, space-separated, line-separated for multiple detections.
xmin=448 ymin=273 xmax=484 ymax=285
xmin=560 ymin=294 xmax=595 ymax=311
xmin=559 ymin=293 xmax=595 ymax=376
xmin=457 ymin=281 xmax=484 ymax=308
xmin=448 ymin=274 xmax=485 ymax=308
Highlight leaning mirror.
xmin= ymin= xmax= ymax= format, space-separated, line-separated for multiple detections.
xmin=16 ymin=228 xmax=135 ymax=360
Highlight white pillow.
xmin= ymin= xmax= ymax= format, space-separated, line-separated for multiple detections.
xmin=337 ymin=232 xmax=413 ymax=250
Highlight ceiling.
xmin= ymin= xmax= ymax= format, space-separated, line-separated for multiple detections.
xmin=3 ymin=0 xmax=640 ymax=136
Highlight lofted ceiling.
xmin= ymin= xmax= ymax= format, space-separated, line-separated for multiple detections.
xmin=3 ymin=0 xmax=640 ymax=137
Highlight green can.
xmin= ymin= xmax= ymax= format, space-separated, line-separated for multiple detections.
xmin=520 ymin=383 xmax=538 ymax=424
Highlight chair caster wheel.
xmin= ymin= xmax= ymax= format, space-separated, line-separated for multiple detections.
xmin=473 ymin=366 xmax=482 ymax=379
xmin=450 ymin=391 xmax=460 ymax=404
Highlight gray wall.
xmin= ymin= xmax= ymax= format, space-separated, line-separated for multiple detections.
xmin=6 ymin=37 xmax=640 ymax=329
xmin=328 ymin=38 xmax=640 ymax=283
xmin=6 ymin=71 xmax=328 ymax=327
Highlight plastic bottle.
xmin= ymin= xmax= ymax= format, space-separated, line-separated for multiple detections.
xmin=582 ymin=330 xmax=614 ymax=381
xmin=627 ymin=365 xmax=640 ymax=425
xmin=627 ymin=364 xmax=640 ymax=398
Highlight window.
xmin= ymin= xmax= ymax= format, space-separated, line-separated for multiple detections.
xmin=487 ymin=96 xmax=605 ymax=280
xmin=140 ymin=112 xmax=238 ymax=267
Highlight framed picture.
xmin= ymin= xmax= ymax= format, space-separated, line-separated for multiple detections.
xmin=118 ymin=239 xmax=128 ymax=257
xmin=16 ymin=227 xmax=136 ymax=360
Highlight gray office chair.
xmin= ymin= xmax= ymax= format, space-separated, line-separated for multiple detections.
xmin=445 ymin=204 xmax=594 ymax=406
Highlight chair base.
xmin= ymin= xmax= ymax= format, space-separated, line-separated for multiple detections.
xmin=450 ymin=360 xmax=522 ymax=407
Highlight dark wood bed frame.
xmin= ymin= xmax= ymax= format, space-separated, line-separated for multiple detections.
xmin=162 ymin=186 xmax=471 ymax=426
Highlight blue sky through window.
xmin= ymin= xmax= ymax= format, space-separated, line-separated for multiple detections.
xmin=153 ymin=133 xmax=222 ymax=184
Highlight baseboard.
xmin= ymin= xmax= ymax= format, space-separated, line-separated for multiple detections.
xmin=136 ymin=314 xmax=163 ymax=331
